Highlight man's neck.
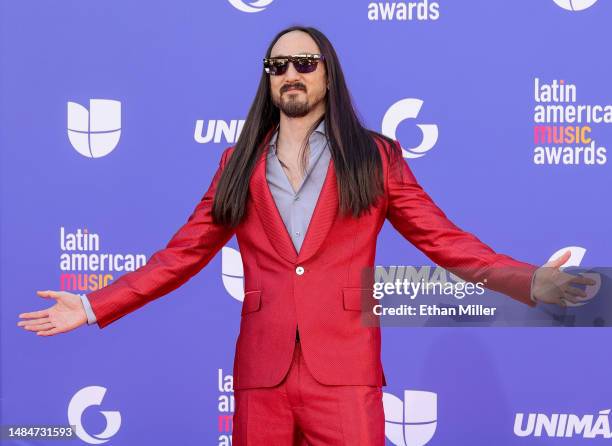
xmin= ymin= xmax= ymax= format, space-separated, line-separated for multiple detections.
xmin=276 ymin=111 xmax=324 ymax=157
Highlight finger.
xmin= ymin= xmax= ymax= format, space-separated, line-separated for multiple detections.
xmin=562 ymin=294 xmax=583 ymax=305
xmin=544 ymin=250 xmax=571 ymax=269
xmin=564 ymin=286 xmax=587 ymax=298
xmin=37 ymin=327 xmax=62 ymax=336
xmin=19 ymin=310 xmax=49 ymax=319
xmin=25 ymin=322 xmax=54 ymax=332
xmin=18 ymin=317 xmax=50 ymax=327
xmin=36 ymin=290 xmax=61 ymax=299
xmin=558 ymin=294 xmax=582 ymax=306
xmin=569 ymin=274 xmax=597 ymax=286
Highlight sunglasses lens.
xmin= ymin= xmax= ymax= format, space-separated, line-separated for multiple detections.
xmin=294 ymin=58 xmax=318 ymax=74
xmin=265 ymin=59 xmax=288 ymax=75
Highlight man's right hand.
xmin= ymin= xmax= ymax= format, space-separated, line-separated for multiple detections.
xmin=17 ymin=290 xmax=88 ymax=336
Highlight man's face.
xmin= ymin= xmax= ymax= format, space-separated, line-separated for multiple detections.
xmin=268 ymin=31 xmax=327 ymax=118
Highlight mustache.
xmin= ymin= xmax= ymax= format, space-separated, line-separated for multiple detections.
xmin=281 ymin=83 xmax=306 ymax=94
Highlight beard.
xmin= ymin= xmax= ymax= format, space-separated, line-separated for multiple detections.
xmin=273 ymin=92 xmax=310 ymax=118
xmin=272 ymin=86 xmax=324 ymax=118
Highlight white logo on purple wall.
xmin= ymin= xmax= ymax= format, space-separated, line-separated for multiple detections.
xmin=382 ymin=98 xmax=439 ymax=159
xmin=552 ymin=0 xmax=599 ymax=11
xmin=222 ymin=246 xmax=245 ymax=302
xmin=383 ymin=390 xmax=437 ymax=446
xmin=227 ymin=0 xmax=274 ymax=13
xmin=67 ymin=386 xmax=121 ymax=444
xmin=67 ymin=99 xmax=121 ymax=158
xmin=194 ymin=119 xmax=245 ymax=144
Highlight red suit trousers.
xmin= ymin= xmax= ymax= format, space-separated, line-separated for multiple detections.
xmin=232 ymin=340 xmax=385 ymax=445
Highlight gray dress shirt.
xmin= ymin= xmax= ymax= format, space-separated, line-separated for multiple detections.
xmin=79 ymin=119 xmax=331 ymax=327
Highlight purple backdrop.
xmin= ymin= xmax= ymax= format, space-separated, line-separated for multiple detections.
xmin=2 ymin=0 xmax=611 ymax=444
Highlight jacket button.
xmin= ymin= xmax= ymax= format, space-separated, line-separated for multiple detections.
xmin=295 ymin=266 xmax=305 ymax=275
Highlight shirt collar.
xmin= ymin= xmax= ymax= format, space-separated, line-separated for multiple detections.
xmin=268 ymin=119 xmax=327 ymax=152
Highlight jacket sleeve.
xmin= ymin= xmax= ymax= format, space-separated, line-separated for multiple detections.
xmin=384 ymin=140 xmax=537 ymax=307
xmin=87 ymin=147 xmax=236 ymax=328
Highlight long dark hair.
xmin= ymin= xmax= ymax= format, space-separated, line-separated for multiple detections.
xmin=212 ymin=25 xmax=400 ymax=227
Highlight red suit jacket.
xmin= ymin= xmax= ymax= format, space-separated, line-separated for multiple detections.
xmin=86 ymin=129 xmax=537 ymax=390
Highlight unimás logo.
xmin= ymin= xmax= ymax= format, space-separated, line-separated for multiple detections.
xmin=546 ymin=246 xmax=601 ymax=306
xmin=67 ymin=99 xmax=121 ymax=158
xmin=383 ymin=390 xmax=437 ymax=446
xmin=67 ymin=386 xmax=121 ymax=444
xmin=552 ymin=0 xmax=599 ymax=11
xmin=227 ymin=0 xmax=273 ymax=13
xmin=368 ymin=0 xmax=440 ymax=21
xmin=382 ymin=98 xmax=439 ymax=159
xmin=373 ymin=265 xmax=486 ymax=301
xmin=221 ymin=246 xmax=245 ymax=302
xmin=514 ymin=408 xmax=612 ymax=439
xmin=194 ymin=119 xmax=245 ymax=144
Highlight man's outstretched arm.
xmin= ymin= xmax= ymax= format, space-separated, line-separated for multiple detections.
xmin=384 ymin=140 xmax=538 ymax=307
xmin=18 ymin=148 xmax=236 ymax=336
xmin=85 ymin=147 xmax=236 ymax=328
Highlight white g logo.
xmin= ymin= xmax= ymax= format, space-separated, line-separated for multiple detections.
xmin=382 ymin=98 xmax=439 ymax=159
xmin=552 ymin=0 xmax=598 ymax=11
xmin=68 ymin=386 xmax=121 ymax=444
xmin=227 ymin=0 xmax=274 ymax=13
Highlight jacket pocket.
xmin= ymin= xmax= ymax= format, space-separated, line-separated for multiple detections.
xmin=342 ymin=287 xmax=372 ymax=312
xmin=241 ymin=290 xmax=262 ymax=315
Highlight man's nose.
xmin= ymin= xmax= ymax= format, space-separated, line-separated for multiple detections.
xmin=284 ymin=60 xmax=301 ymax=80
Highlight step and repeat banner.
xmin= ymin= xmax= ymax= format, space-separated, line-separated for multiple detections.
xmin=2 ymin=0 xmax=611 ymax=444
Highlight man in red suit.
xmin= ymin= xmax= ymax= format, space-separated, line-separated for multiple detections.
xmin=19 ymin=25 xmax=594 ymax=445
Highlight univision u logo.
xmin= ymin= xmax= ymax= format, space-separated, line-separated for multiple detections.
xmin=384 ymin=390 xmax=437 ymax=446
xmin=67 ymin=99 xmax=121 ymax=158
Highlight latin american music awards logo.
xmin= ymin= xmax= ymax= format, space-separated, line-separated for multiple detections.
xmin=533 ymin=78 xmax=609 ymax=165
xmin=59 ymin=227 xmax=148 ymax=295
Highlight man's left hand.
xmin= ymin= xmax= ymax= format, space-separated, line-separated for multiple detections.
xmin=532 ymin=250 xmax=597 ymax=306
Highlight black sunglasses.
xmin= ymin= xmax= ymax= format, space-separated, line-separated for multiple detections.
xmin=263 ymin=53 xmax=325 ymax=76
